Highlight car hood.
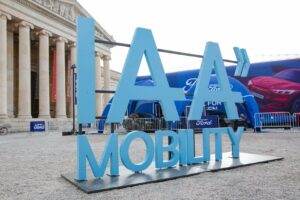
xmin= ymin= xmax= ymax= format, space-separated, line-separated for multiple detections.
xmin=251 ymin=76 xmax=300 ymax=90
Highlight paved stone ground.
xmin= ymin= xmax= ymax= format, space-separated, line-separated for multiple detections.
xmin=0 ymin=129 xmax=299 ymax=200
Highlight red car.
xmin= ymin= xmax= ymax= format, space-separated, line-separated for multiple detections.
xmin=248 ymin=69 xmax=300 ymax=113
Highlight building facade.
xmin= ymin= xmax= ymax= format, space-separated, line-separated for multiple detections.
xmin=0 ymin=0 xmax=120 ymax=132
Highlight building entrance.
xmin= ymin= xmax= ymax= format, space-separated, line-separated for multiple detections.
xmin=31 ymin=71 xmax=39 ymax=118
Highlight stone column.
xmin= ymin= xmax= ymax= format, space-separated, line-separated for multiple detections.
xmin=69 ymin=42 xmax=76 ymax=118
xmin=0 ymin=11 xmax=11 ymax=119
xmin=7 ymin=30 xmax=14 ymax=118
xmin=103 ymin=55 xmax=111 ymax=108
xmin=17 ymin=21 xmax=34 ymax=119
xmin=55 ymin=37 xmax=67 ymax=119
xmin=95 ymin=52 xmax=102 ymax=117
xmin=37 ymin=30 xmax=52 ymax=118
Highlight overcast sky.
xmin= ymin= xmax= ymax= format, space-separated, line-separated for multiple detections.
xmin=78 ymin=0 xmax=300 ymax=75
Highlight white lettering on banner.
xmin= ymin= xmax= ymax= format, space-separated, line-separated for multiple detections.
xmin=196 ymin=119 xmax=213 ymax=126
xmin=34 ymin=123 xmax=45 ymax=130
xmin=184 ymin=79 xmax=235 ymax=111
xmin=183 ymin=78 xmax=197 ymax=93
xmin=183 ymin=78 xmax=233 ymax=93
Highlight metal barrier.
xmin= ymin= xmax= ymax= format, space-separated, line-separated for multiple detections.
xmin=254 ymin=112 xmax=292 ymax=132
xmin=99 ymin=112 xmax=299 ymax=133
xmin=98 ymin=116 xmax=219 ymax=133
xmin=123 ymin=118 xmax=166 ymax=132
xmin=124 ymin=116 xmax=219 ymax=132
xmin=292 ymin=113 xmax=300 ymax=129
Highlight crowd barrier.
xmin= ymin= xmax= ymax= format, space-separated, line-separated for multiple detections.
xmin=98 ymin=112 xmax=300 ymax=133
xmin=97 ymin=116 xmax=220 ymax=133
xmin=254 ymin=112 xmax=292 ymax=132
xmin=123 ymin=118 xmax=166 ymax=132
xmin=292 ymin=113 xmax=300 ymax=129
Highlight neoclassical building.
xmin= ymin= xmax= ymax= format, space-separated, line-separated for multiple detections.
xmin=0 ymin=0 xmax=120 ymax=132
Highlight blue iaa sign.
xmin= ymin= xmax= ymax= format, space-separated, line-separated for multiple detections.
xmin=75 ymin=17 xmax=246 ymax=181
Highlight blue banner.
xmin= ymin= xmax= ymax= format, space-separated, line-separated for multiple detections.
xmin=189 ymin=115 xmax=219 ymax=130
xmin=30 ymin=121 xmax=46 ymax=132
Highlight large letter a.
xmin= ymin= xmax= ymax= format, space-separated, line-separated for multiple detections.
xmin=188 ymin=42 xmax=243 ymax=120
xmin=106 ymin=28 xmax=186 ymax=123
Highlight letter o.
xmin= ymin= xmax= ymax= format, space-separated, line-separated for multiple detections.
xmin=120 ymin=131 xmax=154 ymax=172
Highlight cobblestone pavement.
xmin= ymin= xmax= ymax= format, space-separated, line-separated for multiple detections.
xmin=0 ymin=129 xmax=299 ymax=200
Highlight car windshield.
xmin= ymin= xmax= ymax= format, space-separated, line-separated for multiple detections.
xmin=274 ymin=69 xmax=300 ymax=83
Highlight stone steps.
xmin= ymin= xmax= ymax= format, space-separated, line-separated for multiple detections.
xmin=0 ymin=118 xmax=73 ymax=133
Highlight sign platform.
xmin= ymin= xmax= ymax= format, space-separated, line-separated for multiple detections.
xmin=62 ymin=152 xmax=282 ymax=194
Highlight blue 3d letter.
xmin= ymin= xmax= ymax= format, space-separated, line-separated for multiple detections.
xmin=188 ymin=42 xmax=243 ymax=120
xmin=106 ymin=28 xmax=186 ymax=123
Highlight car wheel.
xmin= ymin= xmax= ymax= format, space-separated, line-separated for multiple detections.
xmin=291 ymin=98 xmax=300 ymax=113
xmin=0 ymin=127 xmax=8 ymax=135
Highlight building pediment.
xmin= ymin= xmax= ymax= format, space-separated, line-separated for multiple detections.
xmin=32 ymin=0 xmax=80 ymax=23
xmin=30 ymin=0 xmax=113 ymax=41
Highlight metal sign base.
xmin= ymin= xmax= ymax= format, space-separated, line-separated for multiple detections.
xmin=62 ymin=152 xmax=282 ymax=194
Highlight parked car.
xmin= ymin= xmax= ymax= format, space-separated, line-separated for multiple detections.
xmin=0 ymin=123 xmax=11 ymax=135
xmin=248 ymin=69 xmax=300 ymax=113
xmin=123 ymin=112 xmax=165 ymax=133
